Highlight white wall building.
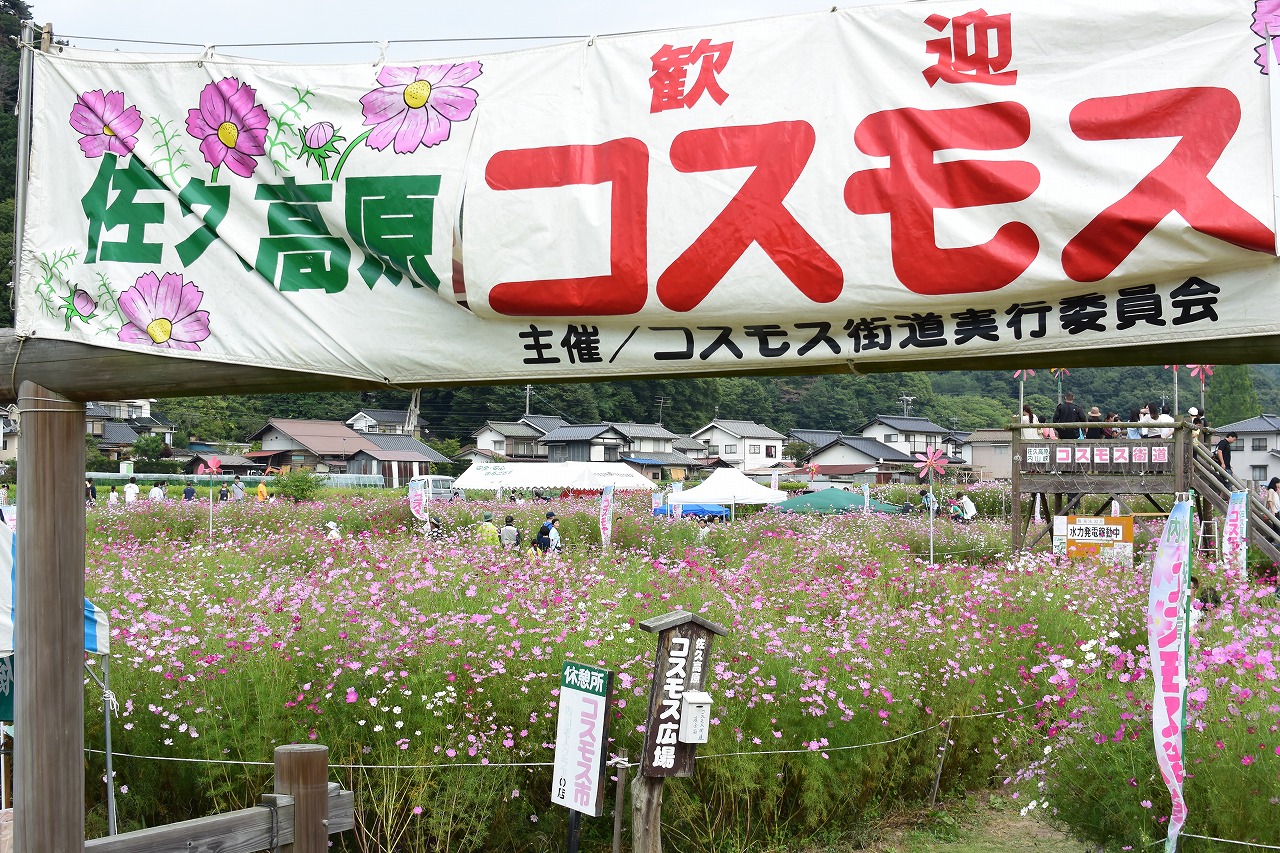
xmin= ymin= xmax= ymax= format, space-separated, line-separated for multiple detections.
xmin=689 ymin=419 xmax=786 ymax=470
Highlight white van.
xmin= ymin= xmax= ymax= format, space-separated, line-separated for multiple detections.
xmin=408 ymin=475 xmax=464 ymax=501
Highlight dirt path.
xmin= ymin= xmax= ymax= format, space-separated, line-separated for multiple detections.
xmin=855 ymin=794 xmax=1080 ymax=853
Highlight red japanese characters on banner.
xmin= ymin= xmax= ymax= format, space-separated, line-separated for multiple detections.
xmin=923 ymin=9 xmax=1018 ymax=87
xmin=649 ymin=39 xmax=733 ymax=113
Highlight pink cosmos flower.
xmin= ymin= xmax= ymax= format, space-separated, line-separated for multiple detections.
xmin=1254 ymin=1 xmax=1280 ymax=72
xmin=116 ymin=272 xmax=211 ymax=351
xmin=359 ymin=62 xmax=481 ymax=154
xmin=185 ymin=78 xmax=269 ymax=178
xmin=70 ymin=90 xmax=142 ymax=157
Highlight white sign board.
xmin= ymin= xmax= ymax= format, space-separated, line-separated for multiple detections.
xmin=551 ymin=660 xmax=613 ymax=817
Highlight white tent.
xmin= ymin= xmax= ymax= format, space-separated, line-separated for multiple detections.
xmin=454 ymin=461 xmax=657 ymax=492
xmin=672 ymin=468 xmax=787 ymax=505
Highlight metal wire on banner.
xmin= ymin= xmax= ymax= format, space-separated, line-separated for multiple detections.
xmin=54 ymin=33 xmax=593 ymax=49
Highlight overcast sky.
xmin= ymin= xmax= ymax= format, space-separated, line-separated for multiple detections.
xmin=29 ymin=0 xmax=900 ymax=63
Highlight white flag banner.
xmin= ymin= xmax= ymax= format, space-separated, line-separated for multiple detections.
xmin=17 ymin=0 xmax=1280 ymax=385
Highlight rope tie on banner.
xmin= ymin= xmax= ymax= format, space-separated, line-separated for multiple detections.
xmin=197 ymin=44 xmax=215 ymax=67
xmin=374 ymin=40 xmax=389 ymax=67
xmin=7 ymin=334 xmax=25 ymax=399
xmin=578 ymin=35 xmax=596 ymax=92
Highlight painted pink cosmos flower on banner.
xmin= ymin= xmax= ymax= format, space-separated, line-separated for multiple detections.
xmin=69 ymin=90 xmax=143 ymax=157
xmin=185 ymin=78 xmax=269 ymax=178
xmin=359 ymin=62 xmax=481 ymax=154
xmin=117 ymin=272 xmax=211 ymax=351
xmin=1253 ymin=1 xmax=1280 ymax=72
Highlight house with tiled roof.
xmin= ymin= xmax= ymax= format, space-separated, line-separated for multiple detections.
xmin=853 ymin=415 xmax=951 ymax=455
xmin=348 ymin=433 xmax=453 ymax=486
xmin=346 ymin=408 xmax=428 ymax=440
xmin=689 ymin=419 xmax=786 ymax=470
xmin=247 ymin=419 xmax=380 ymax=474
xmin=788 ymin=428 xmax=843 ymax=450
xmin=1211 ymin=414 xmax=1280 ymax=482
xmin=538 ymin=424 xmax=630 ymax=463
xmin=472 ymin=421 xmax=545 ymax=461
xmin=804 ymin=435 xmax=916 ymax=468
xmin=84 ymin=399 xmax=176 ymax=456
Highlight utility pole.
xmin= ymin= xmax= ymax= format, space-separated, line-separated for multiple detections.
xmin=525 ymin=384 xmax=532 ymax=416
xmin=654 ymin=395 xmax=671 ymax=425
xmin=899 ymin=394 xmax=915 ymax=417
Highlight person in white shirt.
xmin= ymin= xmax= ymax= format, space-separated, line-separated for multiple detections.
xmin=958 ymin=492 xmax=978 ymax=523
xmin=1156 ymin=405 xmax=1175 ymax=439
xmin=123 ymin=477 xmax=140 ymax=504
xmin=148 ymin=483 xmax=166 ymax=501
xmin=107 ymin=485 xmax=119 ymax=505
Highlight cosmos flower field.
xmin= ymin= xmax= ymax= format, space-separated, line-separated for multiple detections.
xmin=82 ymin=491 xmax=1280 ymax=851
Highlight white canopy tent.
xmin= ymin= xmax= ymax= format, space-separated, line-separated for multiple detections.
xmin=453 ymin=461 xmax=657 ymax=492
xmin=671 ymin=468 xmax=787 ymax=506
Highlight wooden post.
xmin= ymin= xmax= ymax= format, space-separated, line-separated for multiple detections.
xmin=612 ymin=748 xmax=628 ymax=853
xmin=274 ymin=744 xmax=329 ymax=853
xmin=631 ymin=774 xmax=664 ymax=853
xmin=14 ymin=382 xmax=85 ymax=853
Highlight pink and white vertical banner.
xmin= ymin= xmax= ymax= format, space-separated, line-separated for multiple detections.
xmin=669 ymin=482 xmax=683 ymax=520
xmin=1147 ymin=498 xmax=1192 ymax=852
xmin=598 ymin=485 xmax=615 ymax=549
xmin=1224 ymin=490 xmax=1248 ymax=573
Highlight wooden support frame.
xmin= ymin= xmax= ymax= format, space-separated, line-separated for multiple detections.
xmin=14 ymin=383 xmax=85 ymax=852
xmin=83 ymin=748 xmax=354 ymax=853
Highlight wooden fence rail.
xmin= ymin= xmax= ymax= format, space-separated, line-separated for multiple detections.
xmin=81 ymin=746 xmax=353 ymax=853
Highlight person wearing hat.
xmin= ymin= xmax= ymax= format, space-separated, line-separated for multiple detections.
xmin=325 ymin=520 xmax=342 ymax=540
xmin=1085 ymin=406 xmax=1104 ymax=439
xmin=475 ymin=511 xmax=501 ymax=546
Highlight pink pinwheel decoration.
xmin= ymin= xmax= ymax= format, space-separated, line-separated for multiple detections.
xmin=913 ymin=447 xmax=948 ymax=480
xmin=1163 ymin=364 xmax=1180 ymax=373
xmin=1013 ymin=368 xmax=1035 ymax=379
xmin=1188 ymin=364 xmax=1214 ymax=387
xmin=1050 ymin=367 xmax=1070 ymax=378
xmin=196 ymin=464 xmax=207 ymax=475
xmin=207 ymin=456 xmax=222 ymax=472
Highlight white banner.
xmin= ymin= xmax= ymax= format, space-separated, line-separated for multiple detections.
xmin=1147 ymin=499 xmax=1192 ymax=852
xmin=598 ymin=485 xmax=615 ymax=549
xmin=1224 ymin=490 xmax=1248 ymax=571
xmin=669 ymin=481 xmax=683 ymax=519
xmin=18 ymin=0 xmax=1280 ymax=384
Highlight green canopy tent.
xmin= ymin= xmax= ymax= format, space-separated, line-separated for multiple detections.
xmin=777 ymin=489 xmax=902 ymax=514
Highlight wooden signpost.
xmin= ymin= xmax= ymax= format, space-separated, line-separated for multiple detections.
xmin=632 ymin=610 xmax=727 ymax=853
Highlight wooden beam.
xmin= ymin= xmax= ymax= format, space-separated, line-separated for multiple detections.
xmin=14 ymin=384 xmax=84 ymax=853
xmin=1016 ymin=475 xmax=1178 ymax=494
xmin=83 ymin=785 xmax=355 ymax=853
xmin=0 ymin=327 xmax=1279 ymax=404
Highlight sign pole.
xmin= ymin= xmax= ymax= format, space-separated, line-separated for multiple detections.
xmin=611 ymin=749 xmax=628 ymax=853
xmin=566 ymin=809 xmax=581 ymax=853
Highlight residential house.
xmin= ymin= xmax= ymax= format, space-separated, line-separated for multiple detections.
xmin=1212 ymin=414 xmax=1280 ymax=483
xmin=538 ymin=424 xmax=630 ymax=462
xmin=346 ymin=409 xmax=428 ymax=440
xmin=963 ymin=429 xmax=1013 ymax=480
xmin=853 ymin=415 xmax=951 ymax=455
xmin=86 ymin=399 xmax=177 ymax=459
xmin=0 ymin=415 xmax=16 ymax=467
xmin=454 ymin=446 xmax=505 ymax=466
xmin=348 ymin=433 xmax=453 ymax=487
xmin=788 ymin=429 xmax=842 ymax=453
xmin=247 ymin=419 xmax=380 ymax=473
xmin=804 ymin=435 xmax=916 ymax=470
xmin=608 ymin=422 xmax=698 ymax=481
xmin=471 ymin=415 xmax=569 ymax=461
xmin=689 ymin=419 xmax=786 ymax=470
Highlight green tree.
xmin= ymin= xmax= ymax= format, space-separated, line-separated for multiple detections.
xmin=1208 ymin=364 xmax=1261 ymax=427
xmin=132 ymin=434 xmax=167 ymax=460
xmin=271 ymin=469 xmax=324 ymax=502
